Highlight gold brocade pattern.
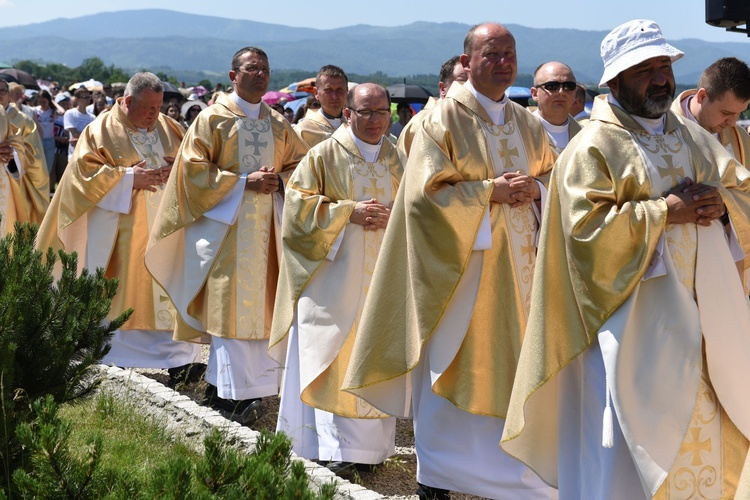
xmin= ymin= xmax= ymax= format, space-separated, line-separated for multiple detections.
xmin=631 ymin=129 xmax=749 ymax=499
xmin=127 ymin=128 xmax=175 ymax=330
xmin=235 ymin=115 xmax=274 ymax=339
xmin=500 ymin=98 xmax=750 ymax=489
xmin=303 ymin=152 xmax=394 ymax=418
xmin=342 ymin=84 xmax=555 ymax=419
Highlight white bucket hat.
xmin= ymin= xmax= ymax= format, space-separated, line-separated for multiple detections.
xmin=599 ymin=19 xmax=684 ymax=88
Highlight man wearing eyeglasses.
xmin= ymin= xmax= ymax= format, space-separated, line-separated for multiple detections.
xmin=0 ymin=79 xmax=49 ymax=234
xmin=501 ymin=20 xmax=750 ymax=499
xmin=270 ymin=83 xmax=401 ymax=478
xmin=146 ymin=46 xmax=307 ymax=427
xmin=343 ymin=23 xmax=556 ymax=499
xmin=295 ymin=65 xmax=348 ymax=149
xmin=530 ymin=61 xmax=581 ymax=153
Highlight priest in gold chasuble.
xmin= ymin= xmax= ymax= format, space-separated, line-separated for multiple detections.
xmin=270 ymin=84 xmax=402 ymax=471
xmin=293 ymin=65 xmax=349 ymax=149
xmin=0 ymin=79 xmax=49 ymax=234
xmin=35 ymin=73 xmax=199 ymax=374
xmin=670 ymin=57 xmax=750 ymax=295
xmin=501 ymin=21 xmax=750 ymax=500
xmin=146 ymin=47 xmax=307 ymax=425
xmin=342 ymin=24 xmax=556 ymax=499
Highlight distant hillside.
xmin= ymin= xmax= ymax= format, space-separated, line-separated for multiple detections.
xmin=1 ymin=9 xmax=748 ymax=85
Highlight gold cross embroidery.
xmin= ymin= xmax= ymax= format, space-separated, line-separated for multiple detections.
xmin=521 ymin=234 xmax=535 ymax=265
xmin=498 ymin=139 xmax=519 ymax=169
xmin=363 ymin=178 xmax=385 ymax=200
xmin=658 ymin=155 xmax=684 ymax=185
xmin=684 ymin=427 xmax=711 ymax=466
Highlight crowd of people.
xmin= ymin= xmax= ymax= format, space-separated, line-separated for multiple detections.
xmin=1 ymin=17 xmax=750 ymax=500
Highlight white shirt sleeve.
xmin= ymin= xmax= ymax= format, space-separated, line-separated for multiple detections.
xmin=532 ymin=180 xmax=548 ymax=247
xmin=642 ymin=233 xmax=667 ymax=281
xmin=97 ymin=168 xmax=134 ymax=214
xmin=326 ymin=226 xmax=345 ymax=261
xmin=202 ymin=174 xmax=247 ymax=225
xmin=473 ymin=207 xmax=492 ymax=251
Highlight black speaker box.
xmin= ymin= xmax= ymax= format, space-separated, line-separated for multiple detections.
xmin=706 ymin=0 xmax=750 ymax=28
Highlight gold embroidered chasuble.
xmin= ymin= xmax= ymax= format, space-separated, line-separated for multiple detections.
xmin=500 ymin=97 xmax=750 ymax=497
xmin=294 ymin=109 xmax=347 ymax=149
xmin=35 ymin=101 xmax=184 ymax=330
xmin=270 ymin=126 xmax=403 ymax=418
xmin=342 ymin=83 xmax=555 ymax=419
xmin=146 ymin=93 xmax=307 ymax=342
xmin=671 ymin=90 xmax=750 ymax=292
xmin=4 ymin=104 xmax=50 ymax=229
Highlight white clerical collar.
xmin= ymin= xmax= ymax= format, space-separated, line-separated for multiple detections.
xmin=607 ymin=94 xmax=665 ymax=135
xmin=532 ymin=109 xmax=569 ymax=134
xmin=230 ymin=92 xmax=261 ymax=120
xmin=318 ymin=109 xmax=343 ymax=130
xmin=348 ymin=127 xmax=382 ymax=163
xmin=465 ymin=80 xmax=508 ymax=126
xmin=682 ymin=95 xmax=720 ymax=140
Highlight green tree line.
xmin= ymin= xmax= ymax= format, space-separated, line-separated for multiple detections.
xmin=13 ymin=57 xmax=535 ymax=96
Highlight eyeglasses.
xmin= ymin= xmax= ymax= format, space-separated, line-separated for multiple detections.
xmin=78 ymin=95 xmax=92 ymax=99
xmin=238 ymin=65 xmax=271 ymax=75
xmin=308 ymin=102 xmax=321 ymax=109
xmin=348 ymin=108 xmax=391 ymax=119
xmin=535 ymin=81 xmax=577 ymax=93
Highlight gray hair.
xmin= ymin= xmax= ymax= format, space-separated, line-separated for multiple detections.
xmin=124 ymin=72 xmax=163 ymax=100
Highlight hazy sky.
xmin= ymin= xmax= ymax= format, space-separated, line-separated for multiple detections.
xmin=1 ymin=0 xmax=748 ymax=44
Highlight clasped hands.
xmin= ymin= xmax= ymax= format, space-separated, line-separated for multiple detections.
xmin=350 ymin=198 xmax=390 ymax=230
xmin=491 ymin=171 xmax=540 ymax=207
xmin=664 ymin=177 xmax=725 ymax=226
xmin=132 ymin=156 xmax=174 ymax=192
xmin=245 ymin=166 xmax=281 ymax=194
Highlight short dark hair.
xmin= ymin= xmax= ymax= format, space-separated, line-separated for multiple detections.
xmin=440 ymin=56 xmax=461 ymax=85
xmin=698 ymin=57 xmax=750 ymax=102
xmin=346 ymin=84 xmax=391 ymax=109
xmin=316 ymin=65 xmax=348 ymax=88
xmin=73 ymin=87 xmax=91 ymax=98
xmin=231 ymin=46 xmax=268 ymax=71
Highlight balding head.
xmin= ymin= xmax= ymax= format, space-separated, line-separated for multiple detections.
xmin=460 ymin=23 xmax=517 ymax=101
xmin=531 ymin=61 xmax=577 ymax=125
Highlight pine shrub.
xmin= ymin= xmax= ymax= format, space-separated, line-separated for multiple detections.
xmin=0 ymin=221 xmax=131 ymax=493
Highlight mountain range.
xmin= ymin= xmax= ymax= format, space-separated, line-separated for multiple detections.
xmin=1 ymin=9 xmax=749 ymax=85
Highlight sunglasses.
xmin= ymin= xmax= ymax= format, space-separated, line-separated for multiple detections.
xmin=536 ymin=81 xmax=577 ymax=93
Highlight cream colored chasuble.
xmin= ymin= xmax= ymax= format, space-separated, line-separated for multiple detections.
xmin=234 ymin=114 xmax=275 ymax=338
xmin=0 ymin=110 xmax=17 ymax=237
xmin=299 ymin=143 xmax=393 ymax=418
xmin=126 ymin=128 xmax=174 ymax=330
xmin=603 ymin=124 xmax=749 ymax=499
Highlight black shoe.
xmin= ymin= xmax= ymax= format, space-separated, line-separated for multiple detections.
xmin=203 ymin=385 xmax=263 ymax=426
xmin=323 ymin=461 xmax=376 ymax=479
xmin=417 ymin=482 xmax=451 ymax=500
xmin=167 ymin=362 xmax=207 ymax=388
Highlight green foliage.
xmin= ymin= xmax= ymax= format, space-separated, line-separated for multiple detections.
xmin=15 ymin=57 xmax=130 ymax=86
xmin=11 ymin=398 xmax=336 ymax=500
xmin=0 ymin=221 xmax=130 ymax=493
xmin=13 ymin=395 xmax=102 ymax=499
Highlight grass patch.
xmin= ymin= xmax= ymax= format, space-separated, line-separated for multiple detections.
xmin=57 ymin=391 xmax=200 ymax=486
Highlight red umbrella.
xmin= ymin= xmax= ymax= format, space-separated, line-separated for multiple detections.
xmin=262 ymin=91 xmax=295 ymax=106
xmin=0 ymin=68 xmax=39 ymax=90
